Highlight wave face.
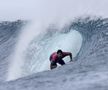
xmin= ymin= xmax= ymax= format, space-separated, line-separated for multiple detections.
xmin=0 ymin=17 xmax=108 ymax=90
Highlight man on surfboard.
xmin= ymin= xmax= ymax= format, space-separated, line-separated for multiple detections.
xmin=49 ymin=49 xmax=73 ymax=69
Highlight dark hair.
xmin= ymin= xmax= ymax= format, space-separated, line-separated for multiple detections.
xmin=57 ymin=49 xmax=63 ymax=54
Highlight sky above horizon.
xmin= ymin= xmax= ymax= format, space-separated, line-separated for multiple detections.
xmin=0 ymin=0 xmax=108 ymax=21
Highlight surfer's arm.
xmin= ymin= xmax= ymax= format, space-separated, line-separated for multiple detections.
xmin=69 ymin=53 xmax=73 ymax=62
xmin=63 ymin=52 xmax=73 ymax=62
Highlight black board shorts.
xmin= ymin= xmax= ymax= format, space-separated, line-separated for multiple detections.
xmin=50 ymin=59 xmax=65 ymax=69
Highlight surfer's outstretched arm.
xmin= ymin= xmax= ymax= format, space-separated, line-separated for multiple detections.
xmin=69 ymin=53 xmax=73 ymax=62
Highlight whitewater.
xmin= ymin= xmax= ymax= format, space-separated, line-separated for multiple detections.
xmin=0 ymin=16 xmax=108 ymax=90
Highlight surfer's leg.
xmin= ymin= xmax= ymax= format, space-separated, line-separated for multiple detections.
xmin=50 ymin=61 xmax=57 ymax=70
xmin=58 ymin=59 xmax=65 ymax=65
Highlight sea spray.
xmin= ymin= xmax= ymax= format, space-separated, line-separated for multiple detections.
xmin=7 ymin=21 xmax=45 ymax=81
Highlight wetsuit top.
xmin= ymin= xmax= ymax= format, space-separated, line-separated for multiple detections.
xmin=50 ymin=52 xmax=71 ymax=61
